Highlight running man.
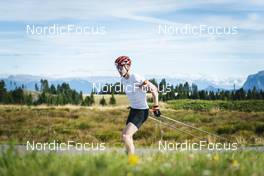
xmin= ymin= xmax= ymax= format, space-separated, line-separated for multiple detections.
xmin=115 ymin=56 xmax=161 ymax=155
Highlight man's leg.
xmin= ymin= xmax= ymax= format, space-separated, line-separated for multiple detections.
xmin=122 ymin=122 xmax=138 ymax=155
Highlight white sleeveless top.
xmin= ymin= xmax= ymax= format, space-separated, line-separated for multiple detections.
xmin=121 ymin=73 xmax=149 ymax=109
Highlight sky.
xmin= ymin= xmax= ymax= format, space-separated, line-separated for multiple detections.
xmin=0 ymin=0 xmax=263 ymax=83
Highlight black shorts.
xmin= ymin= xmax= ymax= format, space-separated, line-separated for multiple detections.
xmin=126 ymin=108 xmax=149 ymax=129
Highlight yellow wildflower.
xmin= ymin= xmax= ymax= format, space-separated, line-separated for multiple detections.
xmin=231 ymin=159 xmax=240 ymax=169
xmin=212 ymin=154 xmax=219 ymax=161
xmin=128 ymin=154 xmax=139 ymax=166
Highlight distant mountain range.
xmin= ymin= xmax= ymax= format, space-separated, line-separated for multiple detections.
xmin=0 ymin=71 xmax=263 ymax=93
xmin=1 ymin=75 xmax=119 ymax=94
xmin=243 ymin=71 xmax=264 ymax=91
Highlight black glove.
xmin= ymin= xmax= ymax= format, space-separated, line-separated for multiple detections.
xmin=152 ymin=105 xmax=161 ymax=117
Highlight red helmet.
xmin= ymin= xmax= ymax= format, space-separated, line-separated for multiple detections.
xmin=115 ymin=56 xmax=131 ymax=66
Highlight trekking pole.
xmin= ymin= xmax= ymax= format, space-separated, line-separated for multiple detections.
xmin=149 ymin=116 xmax=205 ymax=141
xmin=159 ymin=114 xmax=226 ymax=140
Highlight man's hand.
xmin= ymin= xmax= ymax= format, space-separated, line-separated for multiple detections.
xmin=152 ymin=105 xmax=161 ymax=117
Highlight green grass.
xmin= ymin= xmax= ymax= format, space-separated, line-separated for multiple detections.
xmin=0 ymin=146 xmax=264 ymax=176
xmin=1 ymin=100 xmax=264 ymax=175
xmin=167 ymin=99 xmax=264 ymax=112
xmin=1 ymin=102 xmax=264 ymax=146
xmin=91 ymin=94 xmax=129 ymax=106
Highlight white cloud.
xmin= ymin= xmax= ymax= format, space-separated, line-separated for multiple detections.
xmin=0 ymin=0 xmax=263 ymax=79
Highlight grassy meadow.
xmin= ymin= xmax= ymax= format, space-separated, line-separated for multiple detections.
xmin=0 ymin=95 xmax=264 ymax=146
xmin=1 ymin=146 xmax=264 ymax=176
xmin=1 ymin=96 xmax=264 ymax=175
xmin=0 ymin=97 xmax=264 ymax=146
xmin=92 ymin=94 xmax=130 ymax=106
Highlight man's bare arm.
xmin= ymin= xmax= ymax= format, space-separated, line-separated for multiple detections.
xmin=140 ymin=80 xmax=159 ymax=106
